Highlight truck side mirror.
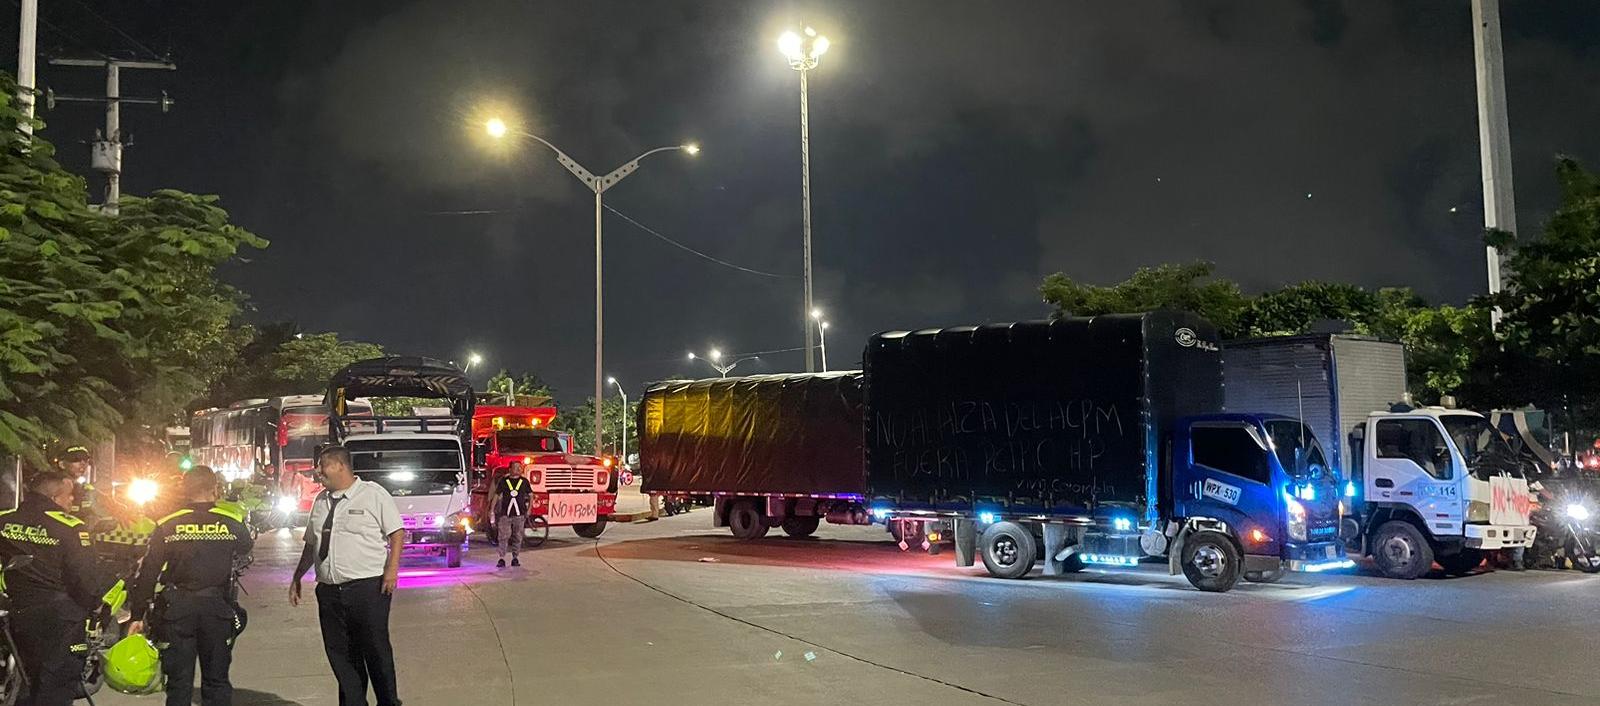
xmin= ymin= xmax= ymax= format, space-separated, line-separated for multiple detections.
xmin=473 ymin=441 xmax=488 ymax=467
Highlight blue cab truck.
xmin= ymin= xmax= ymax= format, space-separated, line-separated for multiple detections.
xmin=866 ymin=312 xmax=1349 ymax=591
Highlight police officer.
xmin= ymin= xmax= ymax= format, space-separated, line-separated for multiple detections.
xmin=0 ymin=471 xmax=126 ymax=706
xmin=126 ymin=466 xmax=253 ymax=706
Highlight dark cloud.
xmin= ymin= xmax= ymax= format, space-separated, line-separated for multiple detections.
xmin=32 ymin=0 xmax=1600 ymax=404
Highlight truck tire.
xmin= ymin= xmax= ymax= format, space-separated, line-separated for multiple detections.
xmin=1371 ymin=521 xmax=1434 ymax=580
xmin=446 ymin=545 xmax=462 ymax=568
xmin=979 ymin=522 xmax=1038 ymax=580
xmin=1181 ymin=531 xmax=1242 ymax=592
xmin=1437 ymin=548 xmax=1482 ymax=576
xmin=1243 ymin=567 xmax=1286 ymax=584
xmin=727 ymin=500 xmax=769 ymax=540
xmin=573 ymin=518 xmax=609 ymax=539
xmin=781 ymin=515 xmax=820 ymax=538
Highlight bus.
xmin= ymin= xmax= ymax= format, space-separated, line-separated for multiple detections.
xmin=190 ymin=395 xmax=372 ymax=515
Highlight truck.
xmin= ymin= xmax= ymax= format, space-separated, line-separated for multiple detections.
xmin=639 ymin=372 xmax=870 ymax=540
xmin=641 ymin=312 xmax=1348 ymax=592
xmin=1223 ymin=334 xmax=1536 ymax=579
xmin=467 ymin=405 xmax=616 ymax=539
xmin=327 ymin=356 xmax=475 ymax=567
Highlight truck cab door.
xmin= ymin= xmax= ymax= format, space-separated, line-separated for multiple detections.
xmin=1367 ymin=416 xmax=1462 ymax=537
xmin=1176 ymin=422 xmax=1281 ymax=549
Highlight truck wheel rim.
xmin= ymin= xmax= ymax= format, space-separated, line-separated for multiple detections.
xmin=1380 ymin=535 xmax=1415 ymax=567
xmin=1192 ymin=545 xmax=1227 ymax=578
xmin=994 ymin=536 xmax=1019 ymax=566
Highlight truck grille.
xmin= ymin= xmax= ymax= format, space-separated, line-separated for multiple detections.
xmin=542 ymin=468 xmax=596 ymax=492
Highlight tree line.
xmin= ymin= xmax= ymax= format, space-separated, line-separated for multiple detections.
xmin=1040 ymin=157 xmax=1600 ymax=435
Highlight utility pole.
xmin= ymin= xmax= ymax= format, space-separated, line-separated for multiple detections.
xmin=1472 ymin=0 xmax=1516 ymax=328
xmin=46 ymin=58 xmax=175 ymax=214
xmin=15 ymin=0 xmax=37 ymax=136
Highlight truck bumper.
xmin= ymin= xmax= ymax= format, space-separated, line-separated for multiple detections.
xmin=1464 ymin=524 xmax=1535 ymax=549
xmin=1285 ymin=541 xmax=1353 ymax=572
xmin=404 ymin=528 xmax=467 ymax=547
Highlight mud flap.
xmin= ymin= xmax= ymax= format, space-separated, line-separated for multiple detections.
xmin=953 ymin=518 xmax=976 ymax=568
xmin=1168 ymin=527 xmax=1187 ymax=576
xmin=1042 ymin=524 xmax=1070 ymax=576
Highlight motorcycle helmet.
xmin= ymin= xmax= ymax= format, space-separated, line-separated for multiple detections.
xmin=105 ymin=634 xmax=162 ymax=695
xmin=233 ymin=604 xmax=249 ymax=638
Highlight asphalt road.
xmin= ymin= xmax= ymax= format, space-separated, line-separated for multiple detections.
xmin=94 ymin=510 xmax=1600 ymax=706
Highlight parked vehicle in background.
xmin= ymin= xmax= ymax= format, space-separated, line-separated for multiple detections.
xmin=190 ymin=395 xmax=373 ymax=519
xmin=639 ymin=372 xmax=868 ymax=541
xmin=328 ymin=357 xmax=474 ymax=568
xmin=1224 ymin=334 xmax=1536 ymax=579
xmin=466 ymin=405 xmax=614 ymax=539
xmin=641 ymin=313 xmax=1347 ymax=592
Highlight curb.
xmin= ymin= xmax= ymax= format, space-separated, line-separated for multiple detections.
xmin=611 ymin=512 xmax=660 ymax=524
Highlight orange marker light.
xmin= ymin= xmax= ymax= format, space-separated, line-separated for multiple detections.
xmin=1249 ymin=528 xmax=1268 ymax=544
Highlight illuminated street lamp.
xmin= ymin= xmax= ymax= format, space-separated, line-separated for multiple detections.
xmin=688 ymin=350 xmax=758 ymax=378
xmin=607 ymin=376 xmax=628 ymax=463
xmin=465 ymin=352 xmax=483 ymax=373
xmin=811 ymin=309 xmax=830 ymax=372
xmin=778 ymin=26 xmax=830 ymax=372
xmin=484 ymin=117 xmax=697 ymax=453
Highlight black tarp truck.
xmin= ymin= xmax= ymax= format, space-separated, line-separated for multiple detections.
xmin=642 ymin=313 xmax=1348 ymax=591
xmin=638 ymin=373 xmax=870 ymax=539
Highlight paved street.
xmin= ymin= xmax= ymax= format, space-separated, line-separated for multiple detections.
xmin=98 ymin=500 xmax=1600 ymax=706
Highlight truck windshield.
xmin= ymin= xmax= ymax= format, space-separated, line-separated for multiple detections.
xmin=497 ymin=431 xmax=563 ymax=454
xmin=347 ymin=438 xmax=463 ymax=496
xmin=1440 ymin=415 xmax=1507 ymax=467
xmin=282 ymin=406 xmax=330 ymax=461
xmin=1264 ymin=420 xmax=1327 ymax=478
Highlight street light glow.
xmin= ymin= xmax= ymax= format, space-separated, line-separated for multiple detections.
xmin=778 ymin=31 xmax=802 ymax=60
xmin=811 ymin=308 xmax=823 ymax=320
xmin=683 ymin=143 xmax=701 ymax=155
xmin=779 ymin=26 xmax=830 ymax=67
xmin=821 ymin=321 xmax=830 ymax=329
xmin=485 ymin=117 xmax=507 ymax=139
xmin=607 ymin=376 xmax=617 ymax=385
xmin=710 ymin=349 xmax=723 ymax=361
xmin=469 ymin=352 xmax=483 ymax=365
xmin=687 ymin=352 xmax=696 ymax=360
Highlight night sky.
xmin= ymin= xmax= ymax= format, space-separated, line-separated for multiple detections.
xmin=8 ymin=1 xmax=1600 ymax=404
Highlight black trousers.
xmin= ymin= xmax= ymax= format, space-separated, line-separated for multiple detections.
xmin=12 ymin=600 xmax=86 ymax=706
xmin=156 ymin=592 xmax=236 ymax=706
xmin=316 ymin=578 xmax=400 ymax=706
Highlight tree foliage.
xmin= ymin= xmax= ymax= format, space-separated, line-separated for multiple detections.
xmin=0 ymin=72 xmax=265 ymax=464
xmin=1041 ymin=261 xmax=1248 ymax=334
xmin=1489 ymin=157 xmax=1600 ymax=433
xmin=552 ymin=396 xmax=637 ymax=459
xmin=483 ymin=369 xmax=552 ymax=406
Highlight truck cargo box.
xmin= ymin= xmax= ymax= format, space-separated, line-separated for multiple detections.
xmin=1222 ymin=334 xmax=1407 ymax=473
xmin=863 ymin=312 xmax=1222 ymax=515
xmin=638 ymin=373 xmax=867 ymax=496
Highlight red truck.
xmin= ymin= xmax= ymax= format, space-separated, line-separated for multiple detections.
xmin=468 ymin=406 xmax=617 ymax=539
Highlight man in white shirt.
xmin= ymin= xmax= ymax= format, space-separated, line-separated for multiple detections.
xmin=290 ymin=446 xmax=404 ymax=706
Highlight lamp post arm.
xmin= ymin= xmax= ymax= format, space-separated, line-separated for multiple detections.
xmin=518 ymin=130 xmax=597 ymax=186
xmin=598 ymin=145 xmax=689 ymax=193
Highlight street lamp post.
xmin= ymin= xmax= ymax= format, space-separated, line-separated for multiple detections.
xmin=779 ymin=27 xmax=830 ymax=372
xmin=688 ymin=350 xmax=758 ymax=378
xmin=811 ymin=308 xmax=829 ymax=372
xmin=608 ymin=376 xmax=628 ymax=463
xmin=486 ymin=120 xmax=697 ymax=454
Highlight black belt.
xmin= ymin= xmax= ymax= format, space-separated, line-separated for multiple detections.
xmin=163 ymin=585 xmax=225 ymax=598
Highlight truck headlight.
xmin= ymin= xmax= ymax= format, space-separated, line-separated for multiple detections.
xmin=1466 ymin=500 xmax=1491 ymax=523
xmin=275 ymin=496 xmax=298 ymax=514
xmin=1286 ymin=497 xmax=1307 ymax=542
xmin=1566 ymin=504 xmax=1591 ymax=521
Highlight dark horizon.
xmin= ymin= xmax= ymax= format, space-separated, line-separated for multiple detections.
xmin=9 ymin=1 xmax=1600 ymax=402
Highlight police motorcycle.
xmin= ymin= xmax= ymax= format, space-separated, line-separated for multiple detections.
xmin=1529 ymin=475 xmax=1600 ymax=572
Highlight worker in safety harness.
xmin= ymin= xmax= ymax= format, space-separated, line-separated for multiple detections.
xmin=489 ymin=460 xmax=533 ymax=568
xmin=0 ymin=471 xmax=127 ymax=706
xmin=126 ymin=466 xmax=254 ymax=706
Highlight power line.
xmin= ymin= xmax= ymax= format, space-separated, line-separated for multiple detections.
xmin=7 ymin=0 xmax=107 ymax=59
xmin=424 ymin=204 xmax=799 ymax=280
xmin=62 ymin=0 xmax=163 ymax=60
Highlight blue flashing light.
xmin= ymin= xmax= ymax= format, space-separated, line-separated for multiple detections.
xmin=1111 ymin=516 xmax=1133 ymax=532
xmin=1344 ymin=481 xmax=1357 ymax=498
xmin=1079 ymin=553 xmax=1141 ymax=567
xmin=870 ymin=507 xmax=890 ymax=521
xmin=1301 ymin=559 xmax=1355 ymax=573
xmin=978 ymin=511 xmax=997 ymax=525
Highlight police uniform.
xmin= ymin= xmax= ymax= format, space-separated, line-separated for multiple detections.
xmin=0 ymin=494 xmax=124 ymax=706
xmin=128 ymin=503 xmax=254 ymax=706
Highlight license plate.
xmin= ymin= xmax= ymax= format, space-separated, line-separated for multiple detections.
xmin=546 ymin=494 xmax=599 ymax=525
xmin=1324 ymin=545 xmax=1337 ymax=559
